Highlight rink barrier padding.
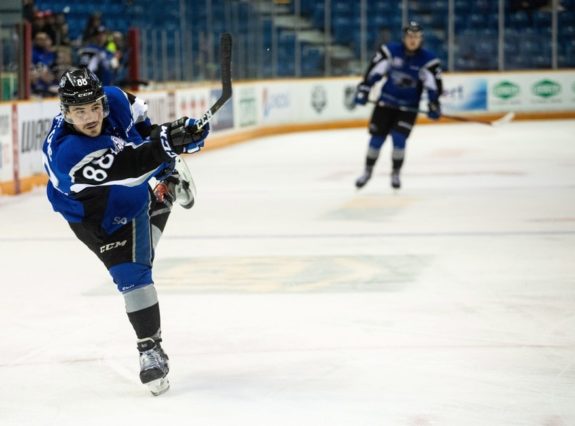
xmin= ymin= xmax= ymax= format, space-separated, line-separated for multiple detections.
xmin=4 ymin=109 xmax=573 ymax=196
xmin=2 ymin=72 xmax=575 ymax=195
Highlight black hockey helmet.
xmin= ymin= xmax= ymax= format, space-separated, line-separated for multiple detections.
xmin=58 ymin=67 xmax=109 ymax=122
xmin=403 ymin=21 xmax=423 ymax=36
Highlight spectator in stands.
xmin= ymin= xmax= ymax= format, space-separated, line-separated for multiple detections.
xmin=31 ymin=11 xmax=47 ymax=39
xmin=31 ymin=32 xmax=58 ymax=97
xmin=32 ymin=32 xmax=56 ymax=68
xmin=77 ymin=26 xmax=117 ymax=85
xmin=54 ymin=45 xmax=73 ymax=77
xmin=106 ymin=31 xmax=127 ymax=84
xmin=52 ymin=11 xmax=71 ymax=46
xmin=82 ymin=12 xmax=104 ymax=44
xmin=42 ymin=10 xmax=58 ymax=44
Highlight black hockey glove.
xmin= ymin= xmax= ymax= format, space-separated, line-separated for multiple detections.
xmin=354 ymin=83 xmax=371 ymax=106
xmin=427 ymin=101 xmax=441 ymax=120
xmin=151 ymin=117 xmax=210 ymax=156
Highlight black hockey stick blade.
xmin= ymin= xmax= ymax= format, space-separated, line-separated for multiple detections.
xmin=365 ymin=100 xmax=514 ymax=126
xmin=188 ymin=33 xmax=233 ymax=132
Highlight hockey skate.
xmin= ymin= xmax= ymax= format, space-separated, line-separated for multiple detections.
xmin=355 ymin=169 xmax=372 ymax=189
xmin=154 ymin=157 xmax=196 ymax=209
xmin=137 ymin=337 xmax=170 ymax=396
xmin=391 ymin=171 xmax=401 ymax=189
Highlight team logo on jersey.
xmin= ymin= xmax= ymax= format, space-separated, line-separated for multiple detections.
xmin=111 ymin=136 xmax=126 ymax=153
xmin=392 ymin=57 xmax=403 ymax=67
xmin=311 ymin=86 xmax=327 ymax=113
xmin=113 ymin=217 xmax=128 ymax=225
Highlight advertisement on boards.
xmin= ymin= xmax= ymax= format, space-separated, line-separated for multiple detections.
xmin=237 ymin=86 xmax=258 ymax=128
xmin=293 ymin=80 xmax=371 ymax=123
xmin=440 ymin=76 xmax=488 ymax=112
xmin=175 ymin=88 xmax=211 ymax=124
xmin=209 ymin=88 xmax=234 ymax=132
xmin=140 ymin=91 xmax=176 ymax=123
xmin=261 ymin=84 xmax=292 ymax=124
xmin=17 ymin=100 xmax=60 ymax=177
xmin=488 ymin=72 xmax=574 ymax=111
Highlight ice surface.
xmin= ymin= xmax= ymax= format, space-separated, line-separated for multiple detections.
xmin=1 ymin=120 xmax=574 ymax=425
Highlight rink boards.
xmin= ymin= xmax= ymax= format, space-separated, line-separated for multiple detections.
xmin=1 ymin=70 xmax=575 ymax=195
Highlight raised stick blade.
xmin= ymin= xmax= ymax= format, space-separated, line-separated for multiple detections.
xmin=219 ymin=32 xmax=232 ymax=97
xmin=189 ymin=33 xmax=233 ymax=132
xmin=492 ymin=112 xmax=515 ymax=126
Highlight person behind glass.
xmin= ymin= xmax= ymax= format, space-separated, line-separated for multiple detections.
xmin=42 ymin=67 xmax=209 ymax=396
xmin=78 ymin=25 xmax=116 ymax=85
xmin=31 ymin=31 xmax=58 ymax=97
xmin=354 ymin=21 xmax=443 ymax=190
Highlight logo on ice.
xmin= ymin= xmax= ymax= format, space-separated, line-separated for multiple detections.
xmin=531 ymin=79 xmax=561 ymax=98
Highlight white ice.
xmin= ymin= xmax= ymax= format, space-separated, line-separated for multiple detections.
xmin=1 ymin=120 xmax=574 ymax=426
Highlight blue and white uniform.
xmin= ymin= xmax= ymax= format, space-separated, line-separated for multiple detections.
xmin=362 ymin=41 xmax=442 ymax=108
xmin=42 ymin=86 xmax=177 ymax=291
xmin=353 ymin=38 xmax=444 ymax=190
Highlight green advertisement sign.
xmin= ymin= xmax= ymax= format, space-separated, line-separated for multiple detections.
xmin=492 ymin=80 xmax=520 ymax=100
xmin=531 ymin=79 xmax=561 ymax=98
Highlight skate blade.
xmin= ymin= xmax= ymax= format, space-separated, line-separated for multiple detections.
xmin=146 ymin=377 xmax=170 ymax=396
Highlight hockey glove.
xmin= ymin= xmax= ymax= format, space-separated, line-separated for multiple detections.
xmin=181 ymin=118 xmax=210 ymax=154
xmin=427 ymin=101 xmax=441 ymax=120
xmin=354 ymin=83 xmax=371 ymax=106
xmin=152 ymin=117 xmax=210 ymax=156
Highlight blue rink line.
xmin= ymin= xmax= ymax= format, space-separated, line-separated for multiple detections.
xmin=2 ymin=229 xmax=575 ymax=243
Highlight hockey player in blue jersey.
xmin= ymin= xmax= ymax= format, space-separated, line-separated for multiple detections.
xmin=354 ymin=21 xmax=443 ymax=189
xmin=42 ymin=67 xmax=209 ymax=396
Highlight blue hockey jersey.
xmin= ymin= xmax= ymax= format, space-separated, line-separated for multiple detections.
xmin=42 ymin=86 xmax=174 ymax=234
xmin=361 ymin=42 xmax=443 ymax=108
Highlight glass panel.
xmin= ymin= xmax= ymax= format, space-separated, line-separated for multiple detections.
xmin=453 ymin=0 xmax=499 ymax=71
xmin=557 ymin=0 xmax=575 ymax=68
xmin=505 ymin=0 xmax=552 ymax=70
xmin=17 ymin=0 xmax=574 ymax=89
xmin=1 ymin=23 xmax=21 ymax=100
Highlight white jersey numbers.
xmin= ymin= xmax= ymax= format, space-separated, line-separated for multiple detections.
xmin=82 ymin=153 xmax=115 ymax=182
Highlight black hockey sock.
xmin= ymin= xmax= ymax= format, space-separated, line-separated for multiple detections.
xmin=366 ymin=157 xmax=377 ymax=169
xmin=127 ymin=303 xmax=161 ymax=340
xmin=392 ymin=158 xmax=404 ymax=172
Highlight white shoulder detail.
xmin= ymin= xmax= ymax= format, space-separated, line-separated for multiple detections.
xmin=131 ymin=97 xmax=149 ymax=123
xmin=381 ymin=45 xmax=392 ymax=60
xmin=423 ymin=58 xmax=440 ymax=69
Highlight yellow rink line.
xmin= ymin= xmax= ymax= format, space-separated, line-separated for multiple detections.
xmin=2 ymin=110 xmax=574 ymax=196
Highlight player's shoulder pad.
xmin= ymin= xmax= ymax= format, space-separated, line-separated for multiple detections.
xmin=419 ymin=48 xmax=440 ymax=69
xmin=387 ymin=42 xmax=403 ymax=57
xmin=104 ymin=86 xmax=130 ymax=107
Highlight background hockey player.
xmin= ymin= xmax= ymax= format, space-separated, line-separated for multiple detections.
xmin=354 ymin=21 xmax=443 ymax=190
xmin=42 ymin=67 xmax=209 ymax=396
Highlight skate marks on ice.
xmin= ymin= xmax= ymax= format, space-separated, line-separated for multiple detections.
xmin=150 ymin=255 xmax=431 ymax=293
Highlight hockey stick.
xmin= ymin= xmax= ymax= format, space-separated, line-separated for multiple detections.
xmin=185 ymin=32 xmax=233 ymax=132
xmin=365 ymin=100 xmax=514 ymax=127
